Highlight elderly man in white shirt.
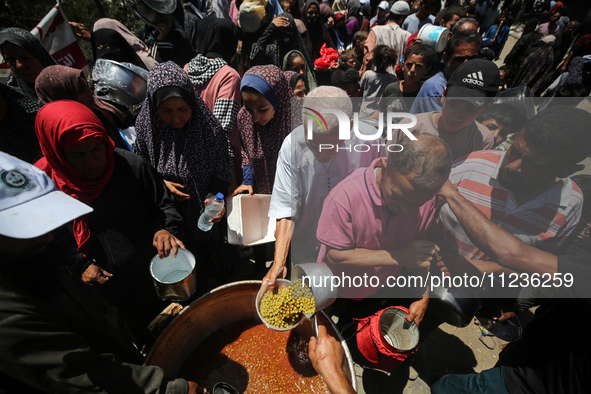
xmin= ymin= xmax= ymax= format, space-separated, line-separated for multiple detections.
xmin=264 ymin=86 xmax=387 ymax=285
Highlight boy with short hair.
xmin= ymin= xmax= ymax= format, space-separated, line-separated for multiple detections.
xmin=477 ymin=103 xmax=523 ymax=149
xmin=352 ymin=30 xmax=367 ymax=70
xmin=384 ymin=44 xmax=438 ymax=112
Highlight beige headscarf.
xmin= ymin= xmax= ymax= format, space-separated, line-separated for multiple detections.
xmin=238 ymin=0 xmax=268 ymax=33
xmin=93 ymin=18 xmax=158 ymax=70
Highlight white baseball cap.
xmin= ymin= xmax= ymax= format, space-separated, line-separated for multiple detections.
xmin=0 ymin=152 xmax=93 ymax=239
xmin=390 ymin=0 xmax=411 ymax=16
xmin=378 ymin=1 xmax=390 ymax=10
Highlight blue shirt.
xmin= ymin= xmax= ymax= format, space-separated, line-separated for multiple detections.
xmin=401 ymin=13 xmax=435 ymax=35
xmin=410 ymin=72 xmax=447 ymax=114
xmin=484 ymin=24 xmax=511 ymax=57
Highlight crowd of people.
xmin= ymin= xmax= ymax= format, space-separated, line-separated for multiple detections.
xmin=1 ymin=0 xmax=591 ymax=393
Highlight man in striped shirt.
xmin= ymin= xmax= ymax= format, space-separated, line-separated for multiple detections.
xmin=433 ymin=106 xmax=591 ymax=261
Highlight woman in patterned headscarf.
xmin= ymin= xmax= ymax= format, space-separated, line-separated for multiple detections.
xmin=185 ymin=15 xmax=241 ymax=175
xmin=231 ymin=65 xmax=302 ymax=197
xmin=283 ymin=70 xmax=307 ymax=98
xmin=34 ymin=65 xmax=96 ymax=108
xmin=134 ymin=61 xmax=233 ymax=285
xmin=0 ymin=27 xmax=56 ymax=101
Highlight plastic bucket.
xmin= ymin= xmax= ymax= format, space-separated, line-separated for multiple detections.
xmin=150 ymin=248 xmax=197 ymax=302
xmin=355 ymin=306 xmax=419 ymax=371
xmin=291 ymin=263 xmax=337 ymax=317
xmin=417 ymin=24 xmax=450 ymax=53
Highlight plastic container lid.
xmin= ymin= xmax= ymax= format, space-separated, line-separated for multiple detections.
xmin=216 ymin=193 xmax=225 ymax=200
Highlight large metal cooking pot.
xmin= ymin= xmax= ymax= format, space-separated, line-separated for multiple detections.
xmin=145 ymin=280 xmax=357 ymax=391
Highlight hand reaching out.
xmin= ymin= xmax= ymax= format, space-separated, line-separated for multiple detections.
xmin=69 ymin=22 xmax=91 ymax=41
xmin=309 ymin=324 xmax=356 ymax=394
xmin=406 ymin=298 xmax=428 ymax=326
xmin=153 ymin=230 xmax=185 ymax=258
xmin=164 ymin=180 xmax=191 ymax=201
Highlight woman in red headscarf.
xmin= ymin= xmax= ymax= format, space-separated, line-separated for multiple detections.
xmin=35 ymin=99 xmax=185 ymax=340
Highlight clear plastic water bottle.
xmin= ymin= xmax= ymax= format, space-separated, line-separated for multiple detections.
xmin=198 ymin=193 xmax=225 ymax=232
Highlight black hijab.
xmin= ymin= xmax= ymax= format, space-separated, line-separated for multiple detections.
xmin=92 ymin=28 xmax=148 ymax=70
xmin=0 ymin=28 xmax=56 ymax=100
xmin=302 ymin=0 xmax=335 ymax=60
xmin=195 ymin=15 xmax=239 ymax=63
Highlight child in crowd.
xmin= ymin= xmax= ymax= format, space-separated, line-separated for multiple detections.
xmin=499 ymin=65 xmax=516 ymax=90
xmin=331 ymin=68 xmax=361 ymax=111
xmin=384 ymin=44 xmax=437 ymax=113
xmin=331 ymin=69 xmax=361 ymax=95
xmin=352 ymin=30 xmax=367 ymax=70
xmin=477 ymin=103 xmax=523 ymax=149
xmin=280 ymin=0 xmax=291 ymax=14
xmin=359 ymin=45 xmax=397 ymax=117
xmin=339 ymin=49 xmax=358 ymax=70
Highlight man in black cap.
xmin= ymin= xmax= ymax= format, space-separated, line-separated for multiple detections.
xmin=410 ymin=29 xmax=482 ymax=114
xmin=391 ymin=58 xmax=500 ymax=160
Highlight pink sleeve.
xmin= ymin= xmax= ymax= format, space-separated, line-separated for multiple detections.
xmin=417 ymin=197 xmax=439 ymax=236
xmin=217 ymin=67 xmax=241 ymax=103
xmin=316 ymin=193 xmax=356 ymax=251
xmin=230 ymin=0 xmax=239 ymax=25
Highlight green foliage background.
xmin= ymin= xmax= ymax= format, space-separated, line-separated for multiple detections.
xmin=0 ymin=0 xmax=143 ymax=65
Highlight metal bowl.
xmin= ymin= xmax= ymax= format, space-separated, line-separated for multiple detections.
xmin=291 ymin=263 xmax=337 ymax=318
xmin=92 ymin=59 xmax=149 ymax=107
xmin=255 ymin=278 xmax=302 ymax=331
xmin=429 ymin=286 xmax=482 ymax=328
xmin=149 ymin=248 xmax=197 ymax=302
